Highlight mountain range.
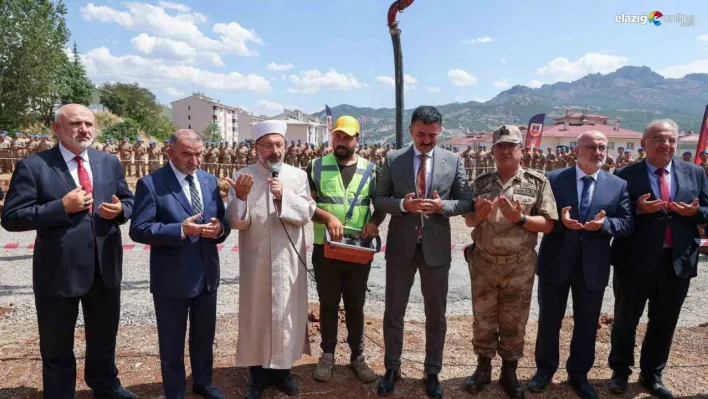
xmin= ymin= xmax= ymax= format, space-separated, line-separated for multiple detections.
xmin=311 ymin=66 xmax=708 ymax=144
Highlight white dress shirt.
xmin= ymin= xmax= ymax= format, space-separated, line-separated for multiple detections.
xmin=400 ymin=146 xmax=434 ymax=212
xmin=575 ymin=165 xmax=600 ymax=206
xmin=59 ymin=142 xmax=93 ymax=187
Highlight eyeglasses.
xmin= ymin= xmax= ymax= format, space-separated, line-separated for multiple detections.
xmin=256 ymin=142 xmax=284 ymax=151
xmin=584 ymin=145 xmax=607 ymax=153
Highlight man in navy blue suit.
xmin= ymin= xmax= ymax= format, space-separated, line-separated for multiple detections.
xmin=530 ymin=131 xmax=632 ymax=399
xmin=1 ymin=104 xmax=135 ymax=399
xmin=608 ymin=119 xmax=708 ymax=399
xmin=129 ymin=129 xmax=231 ymax=399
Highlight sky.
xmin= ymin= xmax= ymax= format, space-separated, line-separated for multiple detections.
xmin=65 ymin=0 xmax=708 ymax=116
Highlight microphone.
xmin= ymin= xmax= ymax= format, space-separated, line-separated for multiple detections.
xmin=268 ymin=161 xmax=282 ymax=178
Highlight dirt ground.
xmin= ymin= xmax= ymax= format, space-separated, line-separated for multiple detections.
xmin=1 ymin=303 xmax=707 ymax=399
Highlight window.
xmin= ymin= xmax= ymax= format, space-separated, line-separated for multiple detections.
xmin=188 ymin=115 xmax=191 ymax=120
xmin=569 ymin=141 xmax=577 ymax=147
xmin=626 ymin=142 xmax=635 ymax=150
xmin=188 ymin=105 xmax=191 ymax=111
xmin=608 ymin=141 xmax=615 ymax=150
xmin=188 ymin=125 xmax=191 ymax=129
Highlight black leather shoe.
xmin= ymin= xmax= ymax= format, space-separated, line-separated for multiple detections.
xmin=93 ymin=386 xmax=137 ymax=399
xmin=424 ymin=374 xmax=443 ymax=399
xmin=275 ymin=374 xmax=299 ymax=396
xmin=243 ymin=385 xmax=264 ymax=399
xmin=465 ymin=356 xmax=492 ymax=394
xmin=639 ymin=375 xmax=674 ymax=399
xmin=376 ymin=369 xmax=401 ymax=396
xmin=499 ymin=360 xmax=524 ymax=399
xmin=527 ymin=372 xmax=552 ymax=393
xmin=607 ymin=372 xmax=628 ymax=394
xmin=193 ymin=384 xmax=226 ymax=399
xmin=569 ymin=378 xmax=597 ymax=399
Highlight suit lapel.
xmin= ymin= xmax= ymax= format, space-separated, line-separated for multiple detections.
xmin=633 ymin=160 xmax=655 ymax=200
xmin=49 ymin=146 xmax=77 ymax=191
xmin=163 ymin=165 xmax=194 ymax=215
xmin=672 ymin=161 xmax=692 ymax=203
xmin=88 ymin=149 xmax=102 ymax=206
xmin=563 ymin=167 xmax=580 ymax=219
xmin=403 ymin=145 xmax=416 ymax=195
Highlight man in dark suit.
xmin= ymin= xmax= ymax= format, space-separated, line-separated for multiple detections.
xmin=608 ymin=119 xmax=708 ymax=399
xmin=530 ymin=131 xmax=632 ymax=399
xmin=374 ymin=106 xmax=473 ymax=398
xmin=1 ymin=104 xmax=135 ymax=399
xmin=129 ymin=129 xmax=230 ymax=399
xmin=0 ymin=185 xmax=4 ymax=214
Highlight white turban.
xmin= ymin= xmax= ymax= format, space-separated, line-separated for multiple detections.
xmin=252 ymin=120 xmax=287 ymax=142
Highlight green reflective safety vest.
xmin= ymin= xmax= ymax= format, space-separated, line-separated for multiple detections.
xmin=311 ymin=153 xmax=374 ymax=245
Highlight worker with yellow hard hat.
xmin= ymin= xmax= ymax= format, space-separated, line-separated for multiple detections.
xmin=306 ymin=115 xmax=386 ymax=384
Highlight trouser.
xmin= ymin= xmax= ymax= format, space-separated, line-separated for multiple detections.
xmin=35 ymin=262 xmax=121 ymax=399
xmin=121 ymin=160 xmax=131 ymax=176
xmin=383 ymin=243 xmax=450 ymax=375
xmin=609 ymin=249 xmax=690 ymax=383
xmin=466 ymin=167 xmax=473 ymax=180
xmin=467 ymin=247 xmax=535 ymax=361
xmin=249 ymin=366 xmax=291 ymax=387
xmin=135 ymin=160 xmax=146 ymax=176
xmin=153 ymin=288 xmax=217 ymax=399
xmin=535 ymin=261 xmax=604 ymax=379
xmin=311 ymin=244 xmax=371 ymax=361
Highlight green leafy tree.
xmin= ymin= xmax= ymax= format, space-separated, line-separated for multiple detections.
xmin=101 ymin=118 xmax=141 ymax=142
xmin=202 ymin=121 xmax=222 ymax=143
xmin=98 ymin=82 xmax=161 ymax=127
xmin=57 ymin=42 xmax=93 ymax=106
xmin=145 ymin=114 xmax=177 ymax=142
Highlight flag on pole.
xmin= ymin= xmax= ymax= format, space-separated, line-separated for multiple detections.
xmin=325 ymin=105 xmax=333 ymax=132
xmin=524 ymin=113 xmax=546 ymax=150
xmin=694 ymin=105 xmax=708 ymax=165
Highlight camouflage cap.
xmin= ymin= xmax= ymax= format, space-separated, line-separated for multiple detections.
xmin=492 ymin=125 xmax=522 ymax=146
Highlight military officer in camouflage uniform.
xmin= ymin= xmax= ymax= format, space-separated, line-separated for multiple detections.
xmin=119 ymin=138 xmax=133 ymax=176
xmin=12 ymin=132 xmax=29 ymax=169
xmin=134 ymin=138 xmax=148 ymax=177
xmin=636 ymin=147 xmax=646 ymax=161
xmin=147 ymin=141 xmax=159 ymax=174
xmin=247 ymin=143 xmax=258 ymax=164
xmin=463 ymin=125 xmax=558 ymax=399
xmin=0 ymin=132 xmax=11 ymax=173
xmin=462 ymin=145 xmax=475 ymax=180
xmin=545 ymin=146 xmax=557 ymax=172
xmin=38 ymin=135 xmax=51 ymax=153
xmin=220 ymin=141 xmax=233 ymax=177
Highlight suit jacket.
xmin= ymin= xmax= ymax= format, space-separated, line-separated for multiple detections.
xmin=610 ymin=159 xmax=708 ymax=279
xmin=129 ymin=165 xmax=230 ymax=298
xmin=537 ymin=167 xmax=632 ymax=291
xmin=0 ymin=146 xmax=134 ymax=297
xmin=374 ymin=145 xmax=472 ymax=267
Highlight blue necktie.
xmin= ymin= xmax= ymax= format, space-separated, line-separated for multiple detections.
xmin=579 ymin=175 xmax=593 ymax=222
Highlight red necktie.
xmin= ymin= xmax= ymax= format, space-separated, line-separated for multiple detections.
xmin=75 ymin=155 xmax=93 ymax=214
xmin=416 ymin=154 xmax=428 ymax=239
xmin=655 ymin=168 xmax=672 ymax=247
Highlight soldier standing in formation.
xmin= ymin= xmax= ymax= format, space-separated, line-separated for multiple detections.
xmin=147 ymin=141 xmax=159 ymax=174
xmin=462 ymin=145 xmax=475 ymax=181
xmin=463 ymin=125 xmax=557 ymax=399
xmin=119 ymin=138 xmax=134 ymax=176
xmin=134 ymin=138 xmax=148 ymax=177
xmin=0 ymin=132 xmax=11 ymax=173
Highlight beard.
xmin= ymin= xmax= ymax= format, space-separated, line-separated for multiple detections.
xmin=334 ymin=145 xmax=354 ymax=160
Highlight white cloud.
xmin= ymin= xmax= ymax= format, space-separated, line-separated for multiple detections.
xmin=461 ymin=36 xmax=492 ymax=44
xmin=80 ymin=2 xmax=260 ymax=57
xmin=376 ymin=74 xmax=417 ymax=90
xmin=697 ymin=34 xmax=708 ymax=41
xmin=165 ymin=87 xmax=186 ymax=97
xmin=130 ymin=33 xmax=224 ymax=66
xmin=536 ymin=52 xmax=628 ymax=82
xmin=447 ymin=69 xmax=477 ymax=86
xmin=657 ymin=59 xmax=708 ymax=78
xmin=288 ymin=69 xmax=365 ymax=94
xmin=500 ymin=58 xmax=507 ymax=64
xmin=267 ymin=62 xmax=294 ymax=71
xmin=158 ymin=1 xmax=191 ymax=13
xmin=427 ymin=86 xmax=441 ymax=93
xmin=80 ymin=47 xmax=271 ymax=93
xmin=493 ymin=78 xmax=509 ymax=88
xmin=528 ymin=79 xmax=544 ymax=88
xmin=258 ymin=100 xmax=284 ymax=114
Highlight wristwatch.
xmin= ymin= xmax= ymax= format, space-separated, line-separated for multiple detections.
xmin=437 ymin=204 xmax=445 ymax=214
xmin=516 ymin=215 xmax=527 ymax=226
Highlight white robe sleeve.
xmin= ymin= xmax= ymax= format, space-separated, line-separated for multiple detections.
xmin=225 ymin=175 xmax=251 ymax=230
xmin=277 ymin=169 xmax=316 ymax=227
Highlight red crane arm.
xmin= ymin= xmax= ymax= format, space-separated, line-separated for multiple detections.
xmin=387 ymin=0 xmax=415 ymax=30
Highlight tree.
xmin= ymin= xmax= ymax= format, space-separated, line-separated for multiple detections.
xmin=202 ymin=121 xmax=222 ymax=142
xmin=101 ymin=118 xmax=141 ymax=142
xmin=57 ymin=42 xmax=93 ymax=106
xmin=0 ymin=0 xmax=73 ymax=128
xmin=98 ymin=82 xmax=160 ymax=127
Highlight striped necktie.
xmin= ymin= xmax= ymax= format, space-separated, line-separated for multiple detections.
xmin=185 ymin=174 xmax=203 ymax=221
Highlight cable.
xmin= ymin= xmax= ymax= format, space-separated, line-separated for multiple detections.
xmin=272 ymin=198 xmax=317 ymax=282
